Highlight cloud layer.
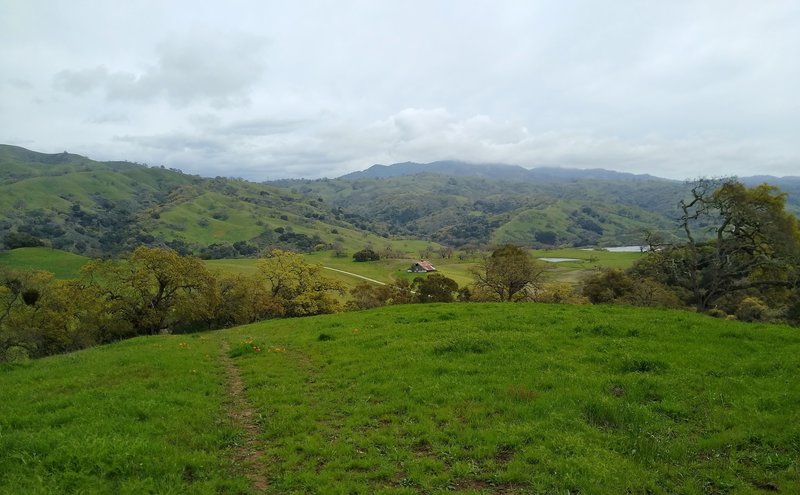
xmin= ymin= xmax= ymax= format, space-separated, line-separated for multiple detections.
xmin=1 ymin=1 xmax=799 ymax=180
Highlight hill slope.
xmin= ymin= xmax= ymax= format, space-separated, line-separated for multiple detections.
xmin=4 ymin=145 xmax=798 ymax=256
xmin=274 ymin=173 xmax=688 ymax=247
xmin=2 ymin=303 xmax=798 ymax=493
xmin=277 ymin=161 xmax=800 ymax=248
xmin=0 ymin=145 xmax=389 ymax=257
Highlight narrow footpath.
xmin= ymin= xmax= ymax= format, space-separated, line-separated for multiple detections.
xmin=219 ymin=340 xmax=269 ymax=492
xmin=322 ymin=266 xmax=386 ymax=285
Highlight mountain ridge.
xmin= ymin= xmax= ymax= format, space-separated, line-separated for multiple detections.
xmin=3 ymin=144 xmax=798 ymax=255
xmin=339 ymin=160 xmax=671 ymax=182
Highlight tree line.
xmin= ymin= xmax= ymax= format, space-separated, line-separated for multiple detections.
xmin=0 ymin=248 xmax=343 ymax=361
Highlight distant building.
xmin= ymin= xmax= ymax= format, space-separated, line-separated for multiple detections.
xmin=408 ymin=260 xmax=436 ymax=273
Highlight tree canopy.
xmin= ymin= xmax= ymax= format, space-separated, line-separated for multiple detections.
xmin=640 ymin=179 xmax=800 ymax=315
xmin=472 ymin=245 xmax=547 ymax=301
xmin=258 ymin=249 xmax=344 ymax=316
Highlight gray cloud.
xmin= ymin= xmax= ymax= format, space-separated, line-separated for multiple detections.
xmin=1 ymin=1 xmax=798 ymax=181
xmin=85 ymin=113 xmax=129 ymax=124
xmin=216 ymin=118 xmax=308 ymax=136
xmin=104 ymin=107 xmax=797 ymax=181
xmin=53 ymin=30 xmax=268 ymax=106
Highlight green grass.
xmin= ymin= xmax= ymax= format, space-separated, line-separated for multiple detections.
xmin=205 ymin=248 xmax=641 ymax=295
xmin=0 ymin=245 xmax=639 ymax=293
xmin=3 ymin=303 xmax=799 ymax=493
xmin=530 ymin=247 xmax=647 ymax=283
xmin=222 ymin=304 xmax=799 ymax=494
xmin=0 ymin=334 xmax=248 ymax=494
xmin=0 ymin=247 xmax=89 ymax=279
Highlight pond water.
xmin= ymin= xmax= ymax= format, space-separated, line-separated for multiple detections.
xmin=606 ymin=245 xmax=648 ymax=252
xmin=580 ymin=245 xmax=648 ymax=253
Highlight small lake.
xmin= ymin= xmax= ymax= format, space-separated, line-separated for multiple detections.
xmin=580 ymin=245 xmax=648 ymax=253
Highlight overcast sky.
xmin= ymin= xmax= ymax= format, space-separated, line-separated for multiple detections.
xmin=1 ymin=1 xmax=798 ymax=180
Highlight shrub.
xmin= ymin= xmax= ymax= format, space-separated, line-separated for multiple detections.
xmin=3 ymin=232 xmax=44 ymax=249
xmin=707 ymin=308 xmax=728 ymax=319
xmin=353 ymin=248 xmax=380 ymax=262
xmin=582 ymin=269 xmax=633 ymax=304
xmin=534 ymin=282 xmax=584 ymax=304
xmin=735 ymin=297 xmax=769 ymax=322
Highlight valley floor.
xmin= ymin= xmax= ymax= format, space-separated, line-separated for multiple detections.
xmin=2 ymin=303 xmax=799 ymax=494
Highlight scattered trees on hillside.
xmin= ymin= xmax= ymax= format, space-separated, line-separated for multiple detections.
xmin=3 ymin=232 xmax=45 ymax=250
xmin=0 ymin=247 xmax=345 ymax=362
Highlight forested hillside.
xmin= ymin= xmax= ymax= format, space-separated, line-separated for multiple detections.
xmin=0 ymin=145 xmax=382 ymax=257
xmin=274 ymin=173 xmax=687 ymax=247
xmin=3 ymin=146 xmax=798 ymax=256
xmin=275 ymin=161 xmax=800 ymax=248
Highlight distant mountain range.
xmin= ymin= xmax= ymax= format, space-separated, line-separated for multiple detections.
xmin=2 ymin=145 xmax=797 ymax=255
xmin=339 ymin=160 xmax=667 ymax=182
xmin=336 ymin=160 xmax=800 ymax=216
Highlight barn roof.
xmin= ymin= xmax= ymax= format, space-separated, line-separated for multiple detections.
xmin=415 ymin=260 xmax=436 ymax=271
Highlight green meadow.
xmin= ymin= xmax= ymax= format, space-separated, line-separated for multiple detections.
xmin=0 ymin=246 xmax=646 ymax=301
xmin=0 ymin=333 xmax=249 ymax=494
xmin=2 ymin=303 xmax=798 ymax=494
xmin=0 ymin=247 xmax=89 ymax=279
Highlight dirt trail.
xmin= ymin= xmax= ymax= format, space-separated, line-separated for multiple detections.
xmin=220 ymin=340 xmax=269 ymax=492
xmin=322 ymin=266 xmax=386 ymax=285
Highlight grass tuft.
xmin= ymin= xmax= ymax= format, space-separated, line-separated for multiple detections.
xmin=620 ymin=357 xmax=668 ymax=373
xmin=433 ymin=337 xmax=493 ymax=355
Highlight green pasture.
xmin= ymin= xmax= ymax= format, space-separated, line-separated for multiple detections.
xmin=0 ymin=246 xmax=643 ymax=292
xmin=0 ymin=247 xmax=89 ymax=279
xmin=0 ymin=333 xmax=248 ymax=494
xmin=221 ymin=304 xmax=800 ymax=493
xmin=3 ymin=303 xmax=797 ymax=493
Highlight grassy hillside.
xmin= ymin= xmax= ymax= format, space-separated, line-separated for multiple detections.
xmin=0 ymin=333 xmax=248 ymax=493
xmin=5 ymin=146 xmax=799 ymax=260
xmin=0 ymin=247 xmax=89 ymax=279
xmin=0 ymin=145 xmax=393 ymax=257
xmin=273 ymin=174 xmax=688 ymax=248
xmin=3 ymin=303 xmax=798 ymax=493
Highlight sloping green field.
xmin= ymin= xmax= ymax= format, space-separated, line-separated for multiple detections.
xmin=0 ymin=247 xmax=89 ymax=279
xmin=2 ymin=304 xmax=798 ymax=494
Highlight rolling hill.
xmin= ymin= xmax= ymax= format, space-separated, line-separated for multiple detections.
xmin=0 ymin=145 xmax=400 ymax=257
xmin=2 ymin=303 xmax=798 ymax=493
xmin=4 ymin=145 xmax=798 ymax=258
xmin=276 ymin=161 xmax=800 ymax=248
xmin=274 ymin=173 xmax=688 ymax=248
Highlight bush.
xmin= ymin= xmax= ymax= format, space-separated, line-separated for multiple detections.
xmin=707 ymin=308 xmax=728 ymax=319
xmin=735 ymin=297 xmax=769 ymax=322
xmin=353 ymin=249 xmax=380 ymax=262
xmin=623 ymin=279 xmax=681 ymax=308
xmin=3 ymin=232 xmax=44 ymax=249
xmin=534 ymin=282 xmax=583 ymax=304
xmin=581 ymin=269 xmax=633 ymax=304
